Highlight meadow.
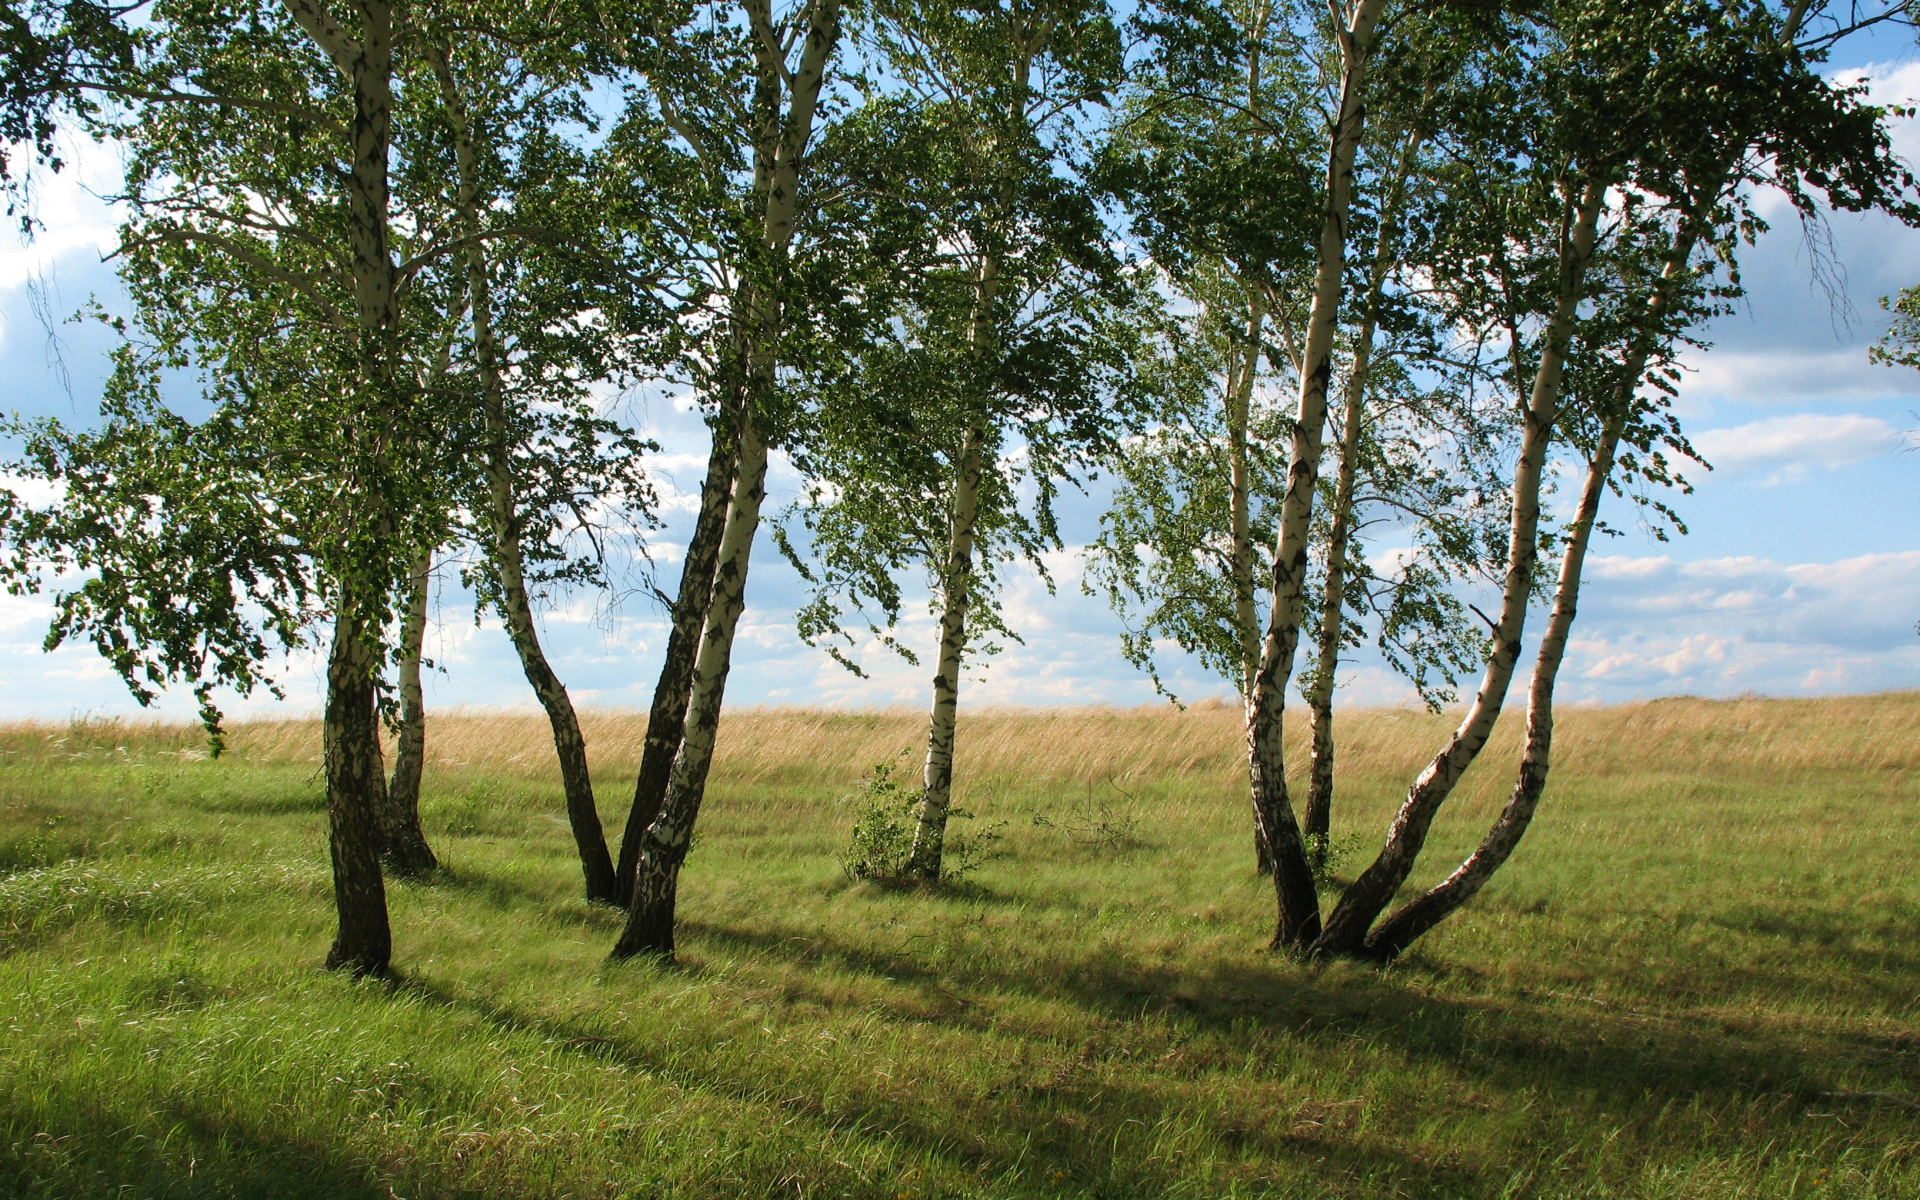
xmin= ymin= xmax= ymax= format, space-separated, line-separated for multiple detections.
xmin=1 ymin=694 xmax=1917 ymax=1199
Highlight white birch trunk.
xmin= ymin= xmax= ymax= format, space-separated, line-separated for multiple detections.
xmin=433 ymin=44 xmax=616 ymax=902
xmin=282 ymin=0 xmax=400 ymax=976
xmin=906 ymin=417 xmax=989 ymax=880
xmin=1244 ymin=0 xmax=1391 ymax=949
xmin=904 ymin=15 xmax=1051 ymax=882
xmin=1361 ymin=199 xmax=1725 ymax=956
xmin=1363 ymin=414 xmax=1622 ymax=957
xmin=1230 ymin=291 xmax=1270 ymax=872
xmin=382 ymin=548 xmax=436 ymax=875
xmin=1313 ymin=177 xmax=1609 ymax=956
xmin=614 ymin=0 xmax=841 ymax=954
xmin=614 ymin=417 xmax=770 ymax=955
xmin=1304 ymin=128 xmax=1422 ymax=852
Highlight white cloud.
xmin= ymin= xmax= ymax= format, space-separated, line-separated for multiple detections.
xmin=1558 ymin=550 xmax=1920 ymax=699
xmin=0 ymin=134 xmax=123 ymax=295
xmin=1676 ymin=347 xmax=1916 ymax=407
xmin=1691 ymin=413 xmax=1901 ymax=482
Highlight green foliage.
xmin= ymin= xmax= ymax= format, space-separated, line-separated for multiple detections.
xmin=840 ymin=754 xmax=920 ymax=881
xmin=1304 ymin=830 xmax=1367 ymax=889
xmin=776 ymin=0 xmax=1147 ymax=678
xmin=842 ymin=753 xmax=1008 ymax=883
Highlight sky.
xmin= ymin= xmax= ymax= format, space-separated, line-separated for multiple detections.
xmin=3 ymin=35 xmax=1920 ymax=722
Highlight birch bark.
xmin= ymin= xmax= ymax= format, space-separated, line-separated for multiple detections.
xmin=382 ymin=548 xmax=437 ymax=875
xmin=901 ymin=11 xmax=1055 ymax=882
xmin=1348 ymin=0 xmax=1818 ymax=958
xmin=281 ymin=0 xmax=401 ymax=974
xmin=904 ymin=256 xmax=998 ymax=881
xmin=614 ymin=0 xmax=841 ymax=953
xmin=615 ymin=412 xmax=739 ymax=906
xmin=1362 ymin=412 xmax=1621 ymax=957
xmin=1303 ymin=129 xmax=1420 ymax=856
xmin=1244 ymin=0 xmax=1389 ymax=950
xmin=434 ymin=44 xmax=618 ymax=903
xmin=1229 ymin=290 xmax=1270 ymax=873
xmin=1312 ymin=176 xmax=1608 ymax=957
xmin=614 ymin=416 xmax=769 ymax=955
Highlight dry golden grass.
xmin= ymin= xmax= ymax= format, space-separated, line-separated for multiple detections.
xmin=28 ymin=687 xmax=1908 ymax=796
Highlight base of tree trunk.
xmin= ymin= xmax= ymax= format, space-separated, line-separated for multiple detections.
xmin=382 ymin=834 xmax=438 ymax=878
xmin=611 ymin=863 xmax=681 ymax=960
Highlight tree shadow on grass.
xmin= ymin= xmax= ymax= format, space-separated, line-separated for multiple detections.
xmin=401 ymin=861 xmax=626 ymax=932
xmin=678 ymin=917 xmax=1920 ymax=1129
xmin=390 ymin=967 xmax=1489 ymax=1200
xmin=0 ymin=1090 xmax=388 ymax=1200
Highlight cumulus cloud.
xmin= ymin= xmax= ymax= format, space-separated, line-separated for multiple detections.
xmin=0 ymin=134 xmax=123 ymax=296
xmin=1691 ymin=413 xmax=1901 ymax=482
xmin=1558 ymin=550 xmax=1920 ymax=700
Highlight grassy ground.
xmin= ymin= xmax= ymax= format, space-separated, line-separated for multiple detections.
xmin=1 ymin=695 xmax=1917 ymax=1199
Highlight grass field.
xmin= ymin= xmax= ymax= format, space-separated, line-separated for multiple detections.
xmin=1 ymin=694 xmax=1917 ymax=1199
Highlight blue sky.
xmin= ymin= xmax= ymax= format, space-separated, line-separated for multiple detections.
xmin=4 ymin=47 xmax=1920 ymax=721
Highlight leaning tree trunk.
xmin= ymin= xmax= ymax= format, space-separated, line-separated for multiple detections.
xmin=1301 ymin=127 xmax=1419 ymax=861
xmin=1311 ymin=177 xmax=1608 ymax=958
xmin=1344 ymin=0 xmax=1816 ymax=959
xmin=435 ymin=44 xmax=616 ymax=903
xmin=1245 ymin=0 xmax=1391 ymax=951
xmin=1356 ymin=190 xmax=1721 ymax=957
xmin=382 ymin=549 xmax=437 ymax=875
xmin=614 ymin=407 xmax=740 ymax=906
xmin=323 ymin=605 xmax=394 ymax=975
xmin=612 ymin=0 xmax=840 ymax=953
xmin=487 ymin=444 xmax=617 ymax=904
xmin=614 ymin=416 xmax=770 ymax=956
xmin=1361 ymin=415 xmax=1622 ymax=958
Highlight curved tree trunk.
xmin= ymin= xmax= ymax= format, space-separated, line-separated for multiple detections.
xmin=323 ymin=605 xmax=393 ymax=975
xmin=614 ymin=418 xmax=770 ymax=956
xmin=1358 ymin=186 xmax=1725 ymax=956
xmin=382 ymin=548 xmax=437 ymax=875
xmin=614 ymin=412 xmax=740 ymax=907
xmin=1318 ymin=0 xmax=1814 ymax=963
xmin=492 ymin=491 xmax=617 ymax=903
xmin=1245 ymin=0 xmax=1391 ymax=950
xmin=434 ymin=43 xmax=616 ymax=903
xmin=1363 ymin=416 xmax=1621 ymax=958
xmin=1312 ymin=177 xmax=1607 ymax=958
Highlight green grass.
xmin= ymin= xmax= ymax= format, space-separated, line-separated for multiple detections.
xmin=2 ymin=699 xmax=1918 ymax=1199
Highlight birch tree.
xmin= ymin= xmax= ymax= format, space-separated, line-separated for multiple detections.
xmin=1094 ymin=12 xmax=1498 ymax=872
xmin=0 ymin=0 xmax=658 ymax=973
xmin=772 ymin=0 xmax=1133 ymax=884
xmin=0 ymin=0 xmax=445 ymax=974
xmin=612 ymin=0 xmax=846 ymax=957
xmin=414 ymin=25 xmax=660 ymax=905
xmin=1354 ymin=0 xmax=1919 ymax=959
